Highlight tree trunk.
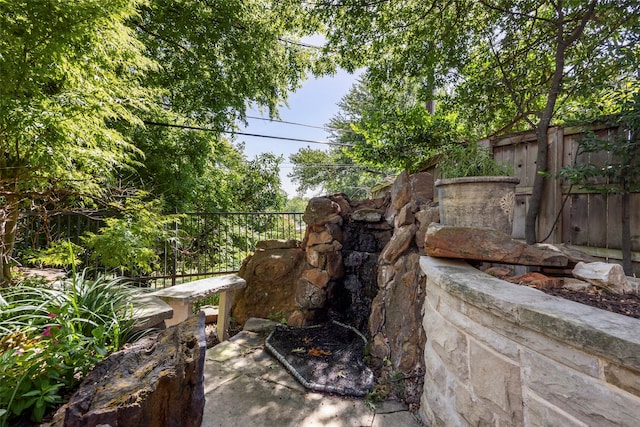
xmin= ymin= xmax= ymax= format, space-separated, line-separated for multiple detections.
xmin=0 ymin=197 xmax=20 ymax=287
xmin=525 ymin=127 xmax=549 ymax=244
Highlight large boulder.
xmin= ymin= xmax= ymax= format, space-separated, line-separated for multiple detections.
xmin=572 ymin=261 xmax=632 ymax=294
xmin=302 ymin=196 xmax=342 ymax=226
xmin=425 ymin=223 xmax=569 ymax=267
xmin=49 ymin=314 xmax=206 ymax=427
xmin=233 ymin=240 xmax=305 ymax=325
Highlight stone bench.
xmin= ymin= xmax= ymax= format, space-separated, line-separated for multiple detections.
xmin=150 ymin=274 xmax=246 ymax=340
xmin=131 ymin=293 xmax=174 ymax=332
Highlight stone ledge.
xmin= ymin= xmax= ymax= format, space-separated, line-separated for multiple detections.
xmin=419 ymin=256 xmax=640 ymax=372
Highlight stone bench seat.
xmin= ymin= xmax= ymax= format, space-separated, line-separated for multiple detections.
xmin=150 ymin=274 xmax=246 ymax=340
xmin=131 ymin=293 xmax=174 ymax=332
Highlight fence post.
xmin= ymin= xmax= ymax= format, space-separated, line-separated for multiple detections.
xmin=172 ymin=207 xmax=178 ymax=287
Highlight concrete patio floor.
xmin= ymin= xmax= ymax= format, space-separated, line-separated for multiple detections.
xmin=202 ymin=318 xmax=424 ymax=427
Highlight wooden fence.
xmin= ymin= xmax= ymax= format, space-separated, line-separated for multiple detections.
xmin=479 ymin=124 xmax=639 ymax=271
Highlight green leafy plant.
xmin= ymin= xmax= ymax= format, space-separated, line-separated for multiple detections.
xmin=0 ymin=271 xmax=139 ymax=425
xmin=438 ymin=142 xmax=512 ymax=178
xmin=83 ymin=193 xmax=180 ymax=275
xmin=23 ymin=240 xmax=85 ymax=269
xmin=267 ymin=311 xmax=287 ymax=325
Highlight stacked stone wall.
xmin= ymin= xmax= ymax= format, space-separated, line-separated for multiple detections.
xmin=419 ymin=256 xmax=640 ymax=426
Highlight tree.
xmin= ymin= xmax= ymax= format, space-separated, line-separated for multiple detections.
xmin=313 ymin=0 xmax=640 ymax=243
xmin=0 ymin=0 xmax=152 ymax=286
xmin=1 ymin=0 xmax=325 ymax=285
xmin=289 ymin=146 xmax=386 ymax=199
xmin=289 ymin=76 xmax=447 ymax=198
xmin=124 ymin=0 xmax=324 ymax=212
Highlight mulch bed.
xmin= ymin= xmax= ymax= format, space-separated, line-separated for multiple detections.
xmin=265 ymin=321 xmax=375 ymax=397
xmin=536 ymin=287 xmax=640 ymax=319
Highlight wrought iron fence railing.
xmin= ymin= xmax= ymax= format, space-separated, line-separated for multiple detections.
xmin=15 ymin=211 xmax=305 ymax=288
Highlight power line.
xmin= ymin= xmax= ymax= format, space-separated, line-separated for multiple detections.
xmin=245 ymin=115 xmax=339 ymax=131
xmin=143 ymin=120 xmax=352 ymax=147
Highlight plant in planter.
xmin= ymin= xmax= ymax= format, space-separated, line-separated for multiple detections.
xmin=435 ymin=142 xmax=519 ymax=234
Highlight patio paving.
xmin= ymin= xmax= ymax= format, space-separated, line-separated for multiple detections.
xmin=202 ymin=318 xmax=424 ymax=427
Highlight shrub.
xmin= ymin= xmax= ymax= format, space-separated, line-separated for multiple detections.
xmin=438 ymin=142 xmax=512 ymax=178
xmin=0 ymin=271 xmax=139 ymax=425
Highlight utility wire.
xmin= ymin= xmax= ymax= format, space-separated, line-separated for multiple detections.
xmin=143 ymin=120 xmax=352 ymax=147
xmin=245 ymin=115 xmax=339 ymax=131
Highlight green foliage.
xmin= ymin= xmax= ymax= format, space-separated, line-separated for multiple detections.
xmin=24 ymin=240 xmax=84 ymax=269
xmin=0 ymin=0 xmax=152 ymax=199
xmin=123 ymin=0 xmax=323 ymax=212
xmin=283 ymin=196 xmax=309 ymax=213
xmin=83 ymin=193 xmax=179 ymax=274
xmin=314 ymin=0 xmax=640 ymax=139
xmin=351 ymin=105 xmax=459 ymax=173
xmin=0 ymin=271 xmax=138 ymax=425
xmin=288 ymin=146 xmax=386 ymax=199
xmin=560 ymin=81 xmax=640 ymax=194
xmin=438 ymin=143 xmax=512 ymax=179
xmin=1 ymin=0 xmax=323 ymax=284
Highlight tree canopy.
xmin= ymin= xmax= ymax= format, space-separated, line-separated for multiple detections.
xmin=312 ymin=0 xmax=640 ymax=242
xmin=0 ymin=0 xmax=324 ymax=285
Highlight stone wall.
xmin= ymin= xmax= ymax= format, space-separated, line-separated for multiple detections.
xmin=233 ymin=171 xmax=436 ymax=407
xmin=419 ymin=256 xmax=640 ymax=426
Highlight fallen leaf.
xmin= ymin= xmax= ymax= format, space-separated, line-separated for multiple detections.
xmin=307 ymin=347 xmax=331 ymax=357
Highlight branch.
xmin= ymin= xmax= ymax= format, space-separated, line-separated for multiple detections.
xmin=478 ymin=0 xmax=556 ymax=24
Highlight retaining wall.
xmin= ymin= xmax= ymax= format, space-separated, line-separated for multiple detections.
xmin=419 ymin=256 xmax=640 ymax=426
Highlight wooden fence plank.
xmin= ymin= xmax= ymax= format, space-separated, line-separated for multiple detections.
xmin=587 ymin=194 xmax=607 ymax=248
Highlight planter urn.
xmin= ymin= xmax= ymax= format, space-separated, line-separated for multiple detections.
xmin=435 ymin=176 xmax=520 ymax=235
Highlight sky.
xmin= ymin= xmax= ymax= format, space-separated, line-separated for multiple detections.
xmin=237 ymin=68 xmax=361 ymax=198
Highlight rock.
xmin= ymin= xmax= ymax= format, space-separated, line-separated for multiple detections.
xmin=255 ymin=239 xmax=301 ymax=250
xmin=505 ymin=272 xmax=564 ymax=290
xmin=286 ymin=310 xmax=306 ymax=327
xmin=329 ymin=193 xmax=352 ymax=218
xmin=306 ymin=247 xmax=320 ymax=267
xmin=302 ymin=268 xmax=330 ymax=289
xmin=303 ymin=197 xmax=342 ymax=225
xmin=483 ymin=266 xmax=513 ymax=279
xmin=242 ymin=317 xmax=280 ymax=334
xmin=377 ymin=264 xmax=396 ymax=289
xmin=325 ymin=221 xmax=344 ymax=242
xmin=390 ymin=171 xmax=412 ymax=210
xmin=395 ymin=203 xmax=416 ymax=228
xmin=563 ymin=278 xmax=593 ymax=292
xmin=295 ymin=279 xmax=327 ymax=309
xmin=536 ymin=243 xmax=600 ymax=266
xmin=369 ymin=333 xmax=391 ymax=360
xmin=233 ymin=246 xmax=305 ymax=326
xmin=51 ymin=314 xmax=206 ymax=427
xmin=307 ymin=230 xmax=333 ymax=246
xmin=379 ymin=224 xmax=418 ymax=265
xmin=351 ymin=208 xmax=384 ymax=222
xmin=425 ymin=223 xmax=568 ymax=267
xmin=373 ymin=251 xmax=427 ymax=375
xmin=408 ymin=171 xmax=434 ymax=203
xmin=370 ymin=176 xmax=395 ymax=198
xmin=325 ymin=251 xmax=345 ymax=279
xmin=199 ymin=305 xmax=218 ymax=323
xmin=572 ymin=262 xmax=632 ymax=294
xmin=310 ymin=240 xmax=343 ymax=252
xmin=414 ymin=205 xmax=439 ymax=251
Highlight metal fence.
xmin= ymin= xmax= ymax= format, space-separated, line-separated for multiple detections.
xmin=15 ymin=211 xmax=305 ymax=288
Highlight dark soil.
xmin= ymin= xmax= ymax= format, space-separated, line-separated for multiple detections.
xmin=536 ymin=287 xmax=640 ymax=319
xmin=265 ymin=321 xmax=375 ymax=396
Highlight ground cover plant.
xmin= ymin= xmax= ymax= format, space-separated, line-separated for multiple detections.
xmin=0 ymin=270 xmax=140 ymax=426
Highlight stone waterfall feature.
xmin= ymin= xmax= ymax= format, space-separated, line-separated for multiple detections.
xmin=232 ymin=171 xmax=438 ymax=408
